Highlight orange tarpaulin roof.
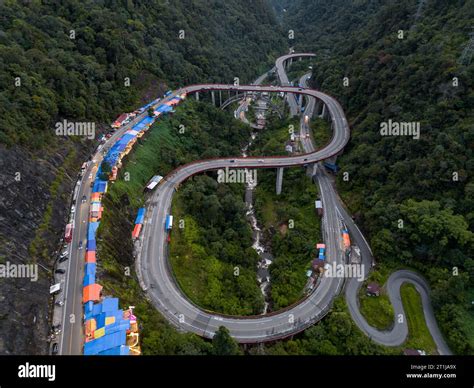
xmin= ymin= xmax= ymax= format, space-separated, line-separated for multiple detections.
xmin=85 ymin=251 xmax=96 ymax=263
xmin=82 ymin=284 xmax=102 ymax=303
xmin=132 ymin=224 xmax=142 ymax=239
xmin=91 ymin=193 xmax=101 ymax=202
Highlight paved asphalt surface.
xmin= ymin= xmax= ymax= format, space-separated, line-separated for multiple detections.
xmin=59 ymin=95 xmax=179 ymax=355
xmin=297 ymin=73 xmax=451 ymax=355
xmin=137 ymin=53 xmax=348 ymax=342
xmin=60 ymin=52 xmax=451 ymax=353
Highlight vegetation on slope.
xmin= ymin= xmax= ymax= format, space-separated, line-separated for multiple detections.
xmin=97 ymin=100 xmax=253 ymax=353
xmin=0 ymin=0 xmax=284 ymax=147
xmin=400 ymin=284 xmax=437 ymax=354
xmin=262 ymin=297 xmax=398 ymax=355
xmin=170 ymin=177 xmax=263 ymax=315
xmin=279 ymin=0 xmax=474 ymax=354
xmin=249 ymin=113 xmax=322 ymax=310
xmin=357 ymin=262 xmax=398 ymax=330
xmin=0 ymin=0 xmax=284 ymax=353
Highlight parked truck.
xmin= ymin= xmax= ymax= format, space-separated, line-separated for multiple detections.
xmin=342 ymin=229 xmax=351 ymax=250
xmin=65 ymin=223 xmax=73 ymax=243
xmin=165 ymin=215 xmax=173 ymax=231
xmin=315 ymin=199 xmax=323 ymax=216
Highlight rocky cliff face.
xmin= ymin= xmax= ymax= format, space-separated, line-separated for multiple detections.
xmin=0 ymin=138 xmax=93 ymax=354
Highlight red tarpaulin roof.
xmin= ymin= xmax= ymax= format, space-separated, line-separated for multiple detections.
xmin=85 ymin=251 xmax=96 ymax=263
xmin=132 ymin=224 xmax=142 ymax=239
xmin=83 ymin=284 xmax=102 ymax=303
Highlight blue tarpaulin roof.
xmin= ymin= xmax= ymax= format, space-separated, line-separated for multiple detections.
xmin=140 ymin=98 xmax=160 ymax=112
xmin=110 ymin=309 xmax=124 ymax=321
xmin=92 ymin=180 xmax=107 ymax=193
xmin=93 ymin=303 xmax=103 ymax=315
xmin=87 ymin=239 xmax=96 ymax=251
xmin=83 ymin=273 xmax=95 ymax=287
xmin=132 ymin=118 xmax=153 ymax=132
xmin=84 ymin=330 xmax=127 ymax=355
xmin=84 ymin=301 xmax=94 ymax=315
xmin=135 ymin=208 xmax=146 ymax=224
xmin=102 ymin=297 xmax=119 ymax=312
xmin=94 ymin=312 xmax=106 ymax=328
xmin=84 ymin=303 xmax=104 ymax=320
xmin=156 ymin=104 xmax=172 ymax=113
xmin=87 ymin=222 xmax=99 ymax=240
xmin=85 ymin=263 xmax=96 ymax=275
xmin=98 ymin=345 xmax=130 ymax=356
xmin=103 ymin=319 xmax=130 ymax=334
xmin=84 ymin=301 xmax=99 ymax=320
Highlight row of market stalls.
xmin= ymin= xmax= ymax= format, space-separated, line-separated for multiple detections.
xmin=82 ymin=92 xmax=186 ymax=355
xmin=132 ymin=208 xmax=146 ymax=240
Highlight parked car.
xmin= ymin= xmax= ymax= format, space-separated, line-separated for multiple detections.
xmin=52 ymin=343 xmax=58 ymax=355
xmin=81 ymin=195 xmax=87 ymax=203
xmin=55 ymin=269 xmax=66 ymax=275
xmin=78 ymin=241 xmax=83 ymax=250
xmin=71 ymin=205 xmax=75 ymax=214
xmin=59 ymin=255 xmax=69 ymax=263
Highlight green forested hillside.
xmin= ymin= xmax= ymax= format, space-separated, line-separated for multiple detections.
xmin=0 ymin=0 xmax=284 ymax=147
xmin=0 ymin=0 xmax=284 ymax=355
xmin=170 ymin=176 xmax=264 ymax=316
xmin=277 ymin=0 xmax=474 ymax=354
xmin=97 ymin=99 xmax=259 ymax=353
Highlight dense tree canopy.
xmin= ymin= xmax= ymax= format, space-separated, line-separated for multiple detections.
xmin=277 ymin=0 xmax=474 ymax=354
xmin=0 ymin=0 xmax=284 ymax=147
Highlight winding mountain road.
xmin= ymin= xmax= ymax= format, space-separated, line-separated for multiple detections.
xmin=295 ymin=71 xmax=451 ymax=355
xmin=136 ymin=56 xmax=349 ymax=343
xmin=134 ymin=53 xmax=451 ymax=353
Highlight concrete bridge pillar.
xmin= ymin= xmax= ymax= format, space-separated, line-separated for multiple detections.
xmin=320 ymin=103 xmax=326 ymax=119
xmin=314 ymin=100 xmax=322 ymax=117
xmin=276 ymin=167 xmax=284 ymax=195
xmin=195 ymin=92 xmax=199 ymax=101
xmin=211 ymin=91 xmax=215 ymax=106
xmin=219 ymin=90 xmax=222 ymax=106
